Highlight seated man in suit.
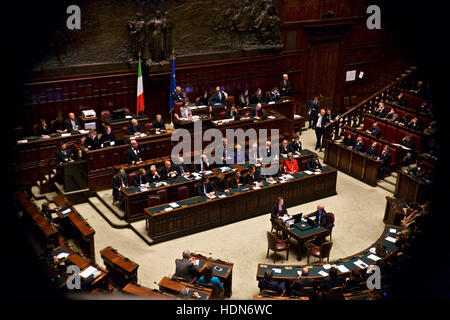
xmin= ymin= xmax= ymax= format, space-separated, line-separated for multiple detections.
xmin=234 ymin=144 xmax=246 ymax=164
xmin=269 ymin=87 xmax=280 ymax=101
xmin=214 ymin=173 xmax=230 ymax=193
xmin=229 ymin=170 xmax=244 ymax=188
xmin=365 ymin=122 xmax=381 ymax=138
xmin=373 ymin=102 xmax=389 ymax=118
xmin=271 ymin=197 xmax=289 ymax=221
xmin=53 ymin=113 xmax=67 ymax=133
xmin=174 ymin=156 xmax=190 ymax=177
xmin=288 ymin=136 xmax=302 ymax=155
xmin=36 ymin=119 xmax=51 ymax=136
xmin=283 ymin=153 xmax=299 ymax=174
xmin=174 ymin=250 xmax=200 ymax=282
xmin=172 ymin=86 xmax=184 ymax=103
xmin=100 ymin=126 xmax=115 ymax=146
xmin=394 ymin=91 xmax=407 ymax=106
xmin=401 ymin=133 xmax=415 ymax=165
xmin=279 ymin=73 xmax=291 ymax=96
xmin=195 ymin=154 xmax=211 ymax=172
xmin=161 ymin=160 xmax=178 ymax=179
xmin=112 ymin=169 xmax=128 ymax=207
xmin=55 ymin=143 xmax=73 ymax=165
xmin=196 ymin=90 xmax=209 ymax=106
xmin=252 ymin=88 xmax=263 ymax=104
xmin=258 ymin=270 xmax=285 ymax=296
xmin=152 ymin=114 xmax=166 ymax=130
xmin=407 ymin=116 xmax=421 ymax=131
xmin=238 ymin=89 xmax=250 ymax=107
xmin=248 ymin=142 xmax=262 ymax=165
xmin=84 ymin=129 xmax=101 ymax=150
xmin=306 ymin=204 xmax=328 ymax=227
xmin=365 ymin=141 xmax=379 ymax=159
xmin=207 ymin=104 xmax=217 ymax=121
xmin=292 ymin=268 xmax=316 ymax=293
xmin=126 ymin=140 xmax=143 ymax=165
xmin=65 ymin=113 xmax=82 ymax=132
xmin=225 ymin=105 xmax=238 ymax=119
xmin=377 ymin=145 xmax=392 ymax=180
xmin=342 ymin=133 xmax=355 ymax=148
xmin=352 ymin=136 xmax=365 ymax=152
xmin=127 ymin=119 xmax=142 ymax=136
xmin=209 ymin=86 xmax=226 ymax=105
xmin=250 ymin=103 xmax=264 ymax=118
xmin=279 ymin=139 xmax=289 ymax=158
xmin=197 ymin=176 xmax=215 ymax=197
xmin=306 ymin=155 xmax=322 ymax=172
xmin=132 ymin=168 xmax=150 ymax=187
xmin=318 ymin=267 xmax=343 ymax=299
xmin=246 ymin=165 xmax=263 ymax=186
xmin=386 ymin=108 xmax=398 ymax=122
xmin=148 ymin=165 xmax=162 ymax=183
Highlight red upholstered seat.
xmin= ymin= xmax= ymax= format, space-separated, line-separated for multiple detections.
xmin=360 ymin=136 xmax=370 ymax=148
xmin=389 ymin=147 xmax=398 ymax=167
xmin=174 ymin=102 xmax=182 ymax=117
xmin=377 ymin=122 xmax=386 ymax=137
xmin=363 ymin=117 xmax=375 ymax=131
xmin=383 ymin=124 xmax=397 ymax=142
xmin=410 ymin=134 xmax=422 ymax=152
xmin=377 ymin=144 xmax=384 ymax=157
xmin=128 ymin=172 xmax=136 ymax=186
xmin=395 ymin=128 xmax=408 ymax=142
xmin=396 ymin=109 xmax=404 ymax=119
xmin=156 ymin=189 xmax=168 ymax=204
xmin=311 ymin=247 xmax=321 ymax=256
xmin=276 ymin=242 xmax=288 ymax=250
xmin=406 ymin=112 xmax=415 ymax=121
xmin=421 ymin=160 xmax=434 ymax=171
xmin=419 ymin=116 xmax=430 ymax=128
xmin=384 ymin=104 xmax=393 ymax=111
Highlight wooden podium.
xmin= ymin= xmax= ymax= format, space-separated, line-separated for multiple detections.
xmin=62 ymin=160 xmax=88 ymax=192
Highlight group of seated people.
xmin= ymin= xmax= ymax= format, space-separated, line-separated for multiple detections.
xmin=174 ymin=250 xmax=224 ymax=295
xmin=372 ymin=102 xmax=425 ymax=131
xmin=173 ymin=73 xmax=292 ymax=110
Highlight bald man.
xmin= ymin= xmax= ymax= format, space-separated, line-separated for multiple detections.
xmin=174 ymin=250 xmax=200 ymax=282
xmin=279 ymin=73 xmax=291 ymax=96
xmin=292 ymin=267 xmax=316 ymax=292
xmin=209 ymin=86 xmax=226 ymax=105
xmin=65 ymin=112 xmax=82 ymax=132
xmin=172 ymin=86 xmax=184 ymax=102
xmin=161 ymin=160 xmax=177 ymax=179
xmin=126 ymin=140 xmax=142 ymax=165
xmin=306 ymin=204 xmax=328 ymax=227
xmin=127 ymin=118 xmax=142 ymax=136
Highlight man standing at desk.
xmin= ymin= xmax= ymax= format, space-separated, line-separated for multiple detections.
xmin=112 ymin=169 xmax=128 ymax=208
xmin=126 ymin=140 xmax=142 ymax=165
xmin=127 ymin=119 xmax=142 ymax=136
xmin=174 ymin=250 xmax=200 ymax=282
xmin=152 ymin=114 xmax=166 ymax=130
xmin=209 ymin=86 xmax=226 ymax=105
xmin=279 ymin=73 xmax=291 ymax=96
xmin=56 ymin=143 xmax=73 ymax=165
xmin=65 ymin=112 xmax=82 ymax=132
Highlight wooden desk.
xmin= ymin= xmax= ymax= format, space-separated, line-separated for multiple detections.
xmin=53 ymin=195 xmax=96 ymax=261
xmin=104 ymin=115 xmax=149 ymax=140
xmin=100 ymin=246 xmax=139 ymax=289
xmin=191 ymin=253 xmax=234 ymax=298
xmin=324 ymin=140 xmax=380 ymax=186
xmin=145 ymin=167 xmax=337 ymax=243
xmin=394 ymin=169 xmax=430 ymax=203
xmin=383 ymin=197 xmax=406 ymax=226
xmin=253 ymin=295 xmax=309 ymax=300
xmin=158 ymin=276 xmax=212 ymax=299
xmin=121 ymin=282 xmax=176 ymax=299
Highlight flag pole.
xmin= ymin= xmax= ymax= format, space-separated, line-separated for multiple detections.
xmin=169 ymin=49 xmax=175 ymax=129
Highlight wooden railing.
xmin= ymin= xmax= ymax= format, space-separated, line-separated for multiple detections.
xmin=322 ymin=66 xmax=418 ymax=147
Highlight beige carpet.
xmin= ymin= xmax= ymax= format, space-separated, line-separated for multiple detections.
xmin=71 ymin=129 xmax=391 ymax=300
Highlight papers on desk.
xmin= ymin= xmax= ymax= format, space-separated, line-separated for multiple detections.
xmin=42 ymin=135 xmax=51 ymax=139
xmin=280 ymin=216 xmax=290 ymax=222
xmin=203 ymin=170 xmax=213 ymax=175
xmin=266 ymin=179 xmax=277 ymax=184
xmin=169 ymin=202 xmax=180 ymax=208
xmin=268 ymin=101 xmax=275 ymax=104
xmin=17 ymin=139 xmax=28 ymax=144
xmin=206 ymin=194 xmax=217 ymax=199
xmin=218 ymin=194 xmax=227 ymax=198
xmin=294 ymin=114 xmax=301 ymax=119
xmin=367 ymin=254 xmax=381 ymax=261
xmin=252 ymin=185 xmax=261 ymax=190
xmin=337 ymin=265 xmax=350 ymax=273
xmin=353 ymin=260 xmax=369 ymax=269
xmin=267 ymin=115 xmax=276 ymax=119
xmin=322 ymin=264 xmax=331 ymax=270
xmin=369 ymin=247 xmax=376 ymax=254
xmin=61 ymin=133 xmax=71 ymax=137
xmin=318 ymin=270 xmax=328 ymax=277
xmin=139 ymin=186 xmax=148 ymax=192
xmin=125 ymin=115 xmax=132 ymax=119
xmin=304 ymin=170 xmax=313 ymax=175
xmin=79 ymin=129 xmax=89 ymax=134
xmin=282 ymin=174 xmax=294 ymax=180
xmin=80 ymin=266 xmax=99 ymax=279
xmin=389 ymin=228 xmax=397 ymax=233
xmin=297 ymin=270 xmax=302 ymax=276
xmin=219 ymin=166 xmax=232 ymax=172
xmin=56 ymin=252 xmax=70 ymax=260
xmin=61 ymin=208 xmax=72 ymax=215
xmin=164 ymin=207 xmax=173 ymax=212
xmin=272 ymin=268 xmax=282 ymax=274
xmin=392 ymin=143 xmax=411 ymax=150
xmin=385 ymin=236 xmax=396 ymax=243
xmin=314 ymin=170 xmax=322 ymax=175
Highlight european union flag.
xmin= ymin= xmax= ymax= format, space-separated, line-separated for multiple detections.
xmin=169 ymin=56 xmax=176 ymax=112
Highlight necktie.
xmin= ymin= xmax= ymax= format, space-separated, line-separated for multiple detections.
xmin=203 ymin=184 xmax=206 ymax=194
xmin=180 ymin=165 xmax=184 ymax=174
xmin=318 ymin=211 xmax=321 ymax=224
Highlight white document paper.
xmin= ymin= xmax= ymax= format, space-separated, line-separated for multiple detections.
xmin=17 ymin=140 xmax=28 ymax=144
xmin=164 ymin=207 xmax=173 ymax=212
xmin=369 ymin=247 xmax=376 ymax=254
xmin=323 ymin=264 xmax=331 ymax=270
xmin=385 ymin=236 xmax=396 ymax=243
xmin=61 ymin=133 xmax=71 ymax=137
xmin=354 ymin=260 xmax=369 ymax=269
xmin=267 ymin=116 xmax=276 ymax=119
xmin=110 ymin=141 xmax=115 ymax=146
xmin=218 ymin=194 xmax=226 ymax=198
xmin=61 ymin=208 xmax=72 ymax=215
xmin=337 ymin=265 xmax=350 ymax=273
xmin=268 ymin=101 xmax=275 ymax=105
xmin=389 ymin=228 xmax=397 ymax=233
xmin=272 ymin=268 xmax=282 ymax=273
xmin=314 ymin=171 xmax=321 ymax=175
xmin=56 ymin=252 xmax=69 ymax=260
xmin=297 ymin=270 xmax=302 ymax=276
xmin=318 ymin=271 xmax=328 ymax=277
xmin=125 ymin=115 xmax=132 ymax=119
xmin=304 ymin=170 xmax=313 ymax=175
xmin=252 ymin=186 xmax=261 ymax=190
xmin=169 ymin=202 xmax=180 ymax=208
xmin=346 ymin=70 xmax=356 ymax=82
xmin=80 ymin=266 xmax=99 ymax=279
xmin=367 ymin=254 xmax=381 ymax=261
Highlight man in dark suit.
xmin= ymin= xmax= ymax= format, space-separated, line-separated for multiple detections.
xmin=250 ymin=103 xmax=264 ymax=118
xmin=127 ymin=119 xmax=142 ymax=136
xmin=353 ymin=137 xmax=365 ymax=152
xmin=246 ymin=166 xmax=262 ymax=185
xmin=315 ymin=109 xmax=329 ymax=150
xmin=64 ymin=113 xmax=82 ymax=132
xmin=174 ymin=250 xmax=200 ymax=282
xmin=152 ymin=114 xmax=166 ymax=130
xmin=373 ymin=102 xmax=389 ymax=118
xmin=292 ymin=268 xmax=316 ymax=292
xmin=306 ymin=155 xmax=322 ymax=171
xmin=132 ymin=168 xmax=149 ymax=187
xmin=225 ymin=105 xmax=238 ymax=119
xmin=148 ymin=165 xmax=162 ymax=183
xmin=307 ymin=97 xmax=320 ymax=129
xmin=172 ymin=86 xmax=184 ymax=102
xmin=279 ymin=74 xmax=291 ymax=96
xmin=112 ymin=169 xmax=128 ymax=207
xmin=197 ymin=176 xmax=215 ymax=196
xmin=84 ymin=130 xmax=101 ymax=150
xmin=55 ymin=143 xmax=73 ymax=165
xmin=126 ymin=140 xmax=142 ymax=165
xmin=271 ymin=197 xmax=288 ymax=221
xmin=258 ymin=270 xmax=285 ymax=296
xmin=366 ymin=122 xmax=381 ymax=138
xmin=195 ymin=154 xmax=211 ymax=172
xmin=306 ymin=204 xmax=328 ymax=227
xmin=174 ymin=157 xmax=190 ymax=176
xmin=209 ymin=86 xmax=226 ymax=105
xmin=365 ymin=142 xmax=379 ymax=159
xmin=319 ymin=267 xmax=343 ymax=298
xmin=377 ymin=146 xmax=392 ymax=179
xmin=161 ymin=160 xmax=178 ymax=179
xmin=288 ymin=136 xmax=302 ymax=155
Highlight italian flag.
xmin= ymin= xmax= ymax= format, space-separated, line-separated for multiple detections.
xmin=136 ymin=58 xmax=144 ymax=115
